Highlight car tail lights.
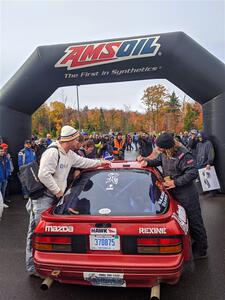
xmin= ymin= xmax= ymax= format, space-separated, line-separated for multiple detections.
xmin=137 ymin=237 xmax=182 ymax=254
xmin=33 ymin=235 xmax=72 ymax=252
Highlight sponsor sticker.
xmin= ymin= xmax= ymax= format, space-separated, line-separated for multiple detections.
xmin=172 ymin=205 xmax=189 ymax=235
xmin=99 ymin=208 xmax=111 ymax=215
xmin=83 ymin=272 xmax=126 ymax=287
xmin=139 ymin=227 xmax=167 ymax=234
xmin=106 ymin=172 xmax=119 ymax=190
xmin=90 ymin=228 xmax=117 ymax=235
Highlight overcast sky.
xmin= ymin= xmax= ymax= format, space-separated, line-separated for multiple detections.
xmin=1 ymin=0 xmax=224 ymax=112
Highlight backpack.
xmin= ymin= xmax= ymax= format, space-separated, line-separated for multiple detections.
xmin=18 ymin=145 xmax=59 ymax=199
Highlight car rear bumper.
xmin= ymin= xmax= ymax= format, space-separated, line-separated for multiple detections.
xmin=34 ymin=252 xmax=185 ymax=287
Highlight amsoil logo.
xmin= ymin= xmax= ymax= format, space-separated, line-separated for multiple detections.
xmin=55 ymin=36 xmax=161 ymax=70
xmin=45 ymin=225 xmax=74 ymax=232
xmin=90 ymin=228 xmax=117 ymax=235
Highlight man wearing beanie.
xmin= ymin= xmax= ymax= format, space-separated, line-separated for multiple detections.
xmin=26 ymin=125 xmax=110 ymax=277
xmin=141 ymin=132 xmax=208 ymax=260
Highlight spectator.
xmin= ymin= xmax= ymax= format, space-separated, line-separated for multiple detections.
xmin=112 ymin=132 xmax=126 ymax=160
xmin=196 ymin=132 xmax=215 ymax=170
xmin=0 ymin=191 xmax=3 ymax=219
xmin=46 ymin=133 xmax=52 ymax=146
xmin=1 ymin=143 xmax=14 ymax=203
xmin=78 ymin=140 xmax=95 ymax=158
xmin=188 ymin=130 xmax=199 ymax=158
xmin=126 ymin=134 xmax=133 ymax=151
xmin=139 ymin=133 xmax=153 ymax=157
xmin=0 ymin=146 xmax=11 ymax=208
xmin=18 ymin=139 xmax=36 ymax=199
xmin=99 ymin=135 xmax=113 ymax=159
xmin=35 ymin=138 xmax=47 ymax=164
xmin=25 ymin=125 xmax=110 ymax=277
xmin=133 ymin=132 xmax=139 ymax=151
xmin=181 ymin=131 xmax=189 ymax=147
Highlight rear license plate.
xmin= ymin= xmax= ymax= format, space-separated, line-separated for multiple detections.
xmin=89 ymin=235 xmax=120 ymax=250
xmin=83 ymin=272 xmax=126 ymax=287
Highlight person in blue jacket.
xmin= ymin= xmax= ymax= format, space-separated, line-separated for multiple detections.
xmin=0 ymin=146 xmax=11 ymax=207
xmin=18 ymin=139 xmax=36 ymax=198
xmin=46 ymin=133 xmax=52 ymax=146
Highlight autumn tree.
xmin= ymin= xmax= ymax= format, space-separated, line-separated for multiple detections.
xmin=192 ymin=102 xmax=203 ymax=130
xmin=99 ymin=108 xmax=106 ymax=132
xmin=141 ymin=84 xmax=167 ymax=131
xmin=165 ymin=91 xmax=181 ymax=132
xmin=183 ymin=102 xmax=200 ymax=131
xmin=32 ymin=104 xmax=50 ymax=137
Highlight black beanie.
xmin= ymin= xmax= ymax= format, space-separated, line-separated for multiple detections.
xmin=156 ymin=133 xmax=175 ymax=149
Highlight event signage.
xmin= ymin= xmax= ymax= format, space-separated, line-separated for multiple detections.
xmin=55 ymin=36 xmax=161 ymax=70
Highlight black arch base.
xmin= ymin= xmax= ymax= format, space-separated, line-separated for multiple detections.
xmin=0 ymin=106 xmax=31 ymax=193
xmin=0 ymin=106 xmax=31 ymax=154
xmin=203 ymin=93 xmax=225 ymax=192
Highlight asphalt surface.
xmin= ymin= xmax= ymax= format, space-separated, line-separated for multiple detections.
xmin=0 ymin=150 xmax=225 ymax=300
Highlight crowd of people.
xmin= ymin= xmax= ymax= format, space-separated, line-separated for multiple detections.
xmin=0 ymin=129 xmax=215 ymax=208
xmin=0 ymin=125 xmax=218 ymax=276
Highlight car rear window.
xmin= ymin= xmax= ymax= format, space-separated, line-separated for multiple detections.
xmin=55 ymin=169 xmax=169 ymax=216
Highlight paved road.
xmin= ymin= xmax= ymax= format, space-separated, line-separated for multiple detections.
xmin=0 ymin=150 xmax=225 ymax=300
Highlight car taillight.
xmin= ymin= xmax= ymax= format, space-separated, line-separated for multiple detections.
xmin=137 ymin=237 xmax=182 ymax=254
xmin=34 ymin=235 xmax=72 ymax=252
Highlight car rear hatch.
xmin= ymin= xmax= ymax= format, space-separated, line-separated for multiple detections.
xmin=33 ymin=168 xmax=189 ymax=285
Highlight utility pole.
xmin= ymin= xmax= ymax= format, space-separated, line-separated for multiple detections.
xmin=76 ymin=85 xmax=81 ymax=131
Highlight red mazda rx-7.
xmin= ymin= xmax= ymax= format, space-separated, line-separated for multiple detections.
xmin=33 ymin=161 xmax=191 ymax=289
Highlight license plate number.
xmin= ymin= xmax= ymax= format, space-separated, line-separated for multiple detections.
xmin=89 ymin=235 xmax=120 ymax=250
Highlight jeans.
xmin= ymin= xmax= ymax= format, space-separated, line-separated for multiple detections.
xmin=26 ymin=196 xmax=54 ymax=273
xmin=0 ymin=180 xmax=8 ymax=200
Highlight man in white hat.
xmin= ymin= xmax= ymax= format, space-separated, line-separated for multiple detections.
xmin=26 ymin=125 xmax=110 ymax=277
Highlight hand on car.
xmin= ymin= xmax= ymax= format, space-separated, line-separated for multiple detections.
xmin=163 ymin=179 xmax=176 ymax=189
xmin=56 ymin=190 xmax=64 ymax=198
xmin=73 ymin=169 xmax=81 ymax=179
xmin=140 ymin=160 xmax=148 ymax=167
xmin=137 ymin=155 xmax=144 ymax=162
xmin=100 ymin=159 xmax=111 ymax=166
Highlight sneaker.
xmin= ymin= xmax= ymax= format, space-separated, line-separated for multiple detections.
xmin=3 ymin=203 xmax=9 ymax=208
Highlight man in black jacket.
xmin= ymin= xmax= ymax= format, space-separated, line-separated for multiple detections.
xmin=141 ymin=132 xmax=208 ymax=259
xmin=196 ymin=131 xmax=215 ymax=170
xmin=139 ymin=133 xmax=153 ymax=157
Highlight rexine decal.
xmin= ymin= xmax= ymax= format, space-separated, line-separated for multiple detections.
xmin=139 ymin=227 xmax=167 ymax=234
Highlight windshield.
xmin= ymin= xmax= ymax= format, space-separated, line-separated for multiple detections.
xmin=55 ymin=169 xmax=169 ymax=216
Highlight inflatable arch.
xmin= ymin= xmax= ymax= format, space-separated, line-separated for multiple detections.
xmin=0 ymin=32 xmax=225 ymax=191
